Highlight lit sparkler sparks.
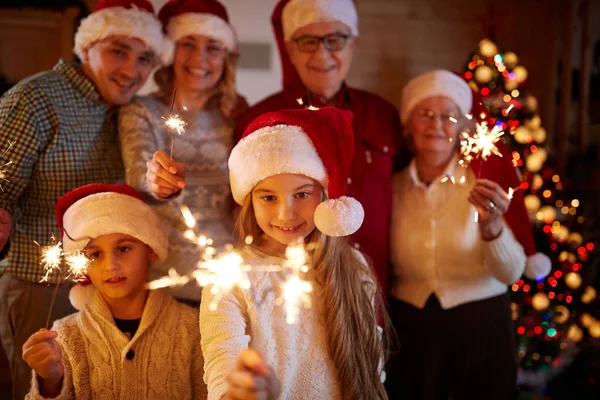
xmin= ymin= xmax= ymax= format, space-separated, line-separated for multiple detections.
xmin=277 ymin=242 xmax=313 ymax=324
xmin=296 ymin=98 xmax=319 ymax=110
xmin=460 ymin=121 xmax=505 ymax=165
xmin=39 ymin=236 xmax=91 ymax=283
xmin=40 ymin=236 xmax=63 ymax=283
xmin=0 ymin=141 xmax=16 ymax=193
xmin=164 ymin=114 xmax=187 ymax=135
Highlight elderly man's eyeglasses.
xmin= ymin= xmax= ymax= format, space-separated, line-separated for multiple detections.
xmin=292 ymin=33 xmax=351 ymax=53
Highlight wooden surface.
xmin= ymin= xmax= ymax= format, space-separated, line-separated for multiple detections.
xmin=0 ymin=8 xmax=79 ymax=85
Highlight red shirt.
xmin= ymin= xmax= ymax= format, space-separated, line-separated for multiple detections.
xmin=235 ymin=84 xmax=402 ymax=294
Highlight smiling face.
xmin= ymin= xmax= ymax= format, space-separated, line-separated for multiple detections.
xmin=406 ymin=96 xmax=463 ymax=159
xmin=251 ymin=174 xmax=323 ymax=255
xmin=285 ymin=21 xmax=355 ymax=100
xmin=84 ymin=233 xmax=156 ymax=304
xmin=172 ymin=34 xmax=227 ymax=93
xmin=81 ymin=36 xmax=156 ymax=106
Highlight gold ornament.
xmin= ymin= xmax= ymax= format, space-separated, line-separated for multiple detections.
xmin=566 ymin=324 xmax=584 ymax=342
xmin=553 ymin=305 xmax=570 ymax=324
xmin=532 ymin=292 xmax=550 ymax=311
xmin=581 ymin=286 xmax=597 ymax=304
xmin=475 ymin=65 xmax=494 ymax=84
xmin=589 ymin=321 xmax=600 ymax=338
xmin=532 ymin=128 xmax=547 ymax=144
xmin=524 ymin=194 xmax=542 ymax=214
xmin=511 ymin=302 xmax=520 ymax=321
xmin=513 ymin=65 xmax=529 ymax=83
xmin=503 ymin=51 xmax=519 ymax=68
xmin=479 ymin=39 xmax=498 ymax=58
xmin=513 ymin=126 xmax=532 ymax=144
xmin=580 ymin=313 xmax=594 ymax=327
xmin=565 ymin=272 xmax=582 ymax=289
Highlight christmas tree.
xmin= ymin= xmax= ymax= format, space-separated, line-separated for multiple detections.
xmin=463 ymin=38 xmax=599 ymax=396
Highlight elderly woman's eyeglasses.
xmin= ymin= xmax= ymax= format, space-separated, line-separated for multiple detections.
xmin=292 ymin=33 xmax=351 ymax=53
xmin=414 ymin=109 xmax=459 ymax=126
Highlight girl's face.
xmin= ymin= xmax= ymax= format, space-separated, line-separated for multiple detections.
xmin=84 ymin=233 xmax=156 ymax=303
xmin=406 ymin=96 xmax=463 ymax=159
xmin=173 ymin=34 xmax=227 ymax=93
xmin=251 ymin=174 xmax=323 ymax=255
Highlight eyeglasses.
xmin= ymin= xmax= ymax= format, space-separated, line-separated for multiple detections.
xmin=292 ymin=33 xmax=351 ymax=53
xmin=413 ymin=109 xmax=459 ymax=126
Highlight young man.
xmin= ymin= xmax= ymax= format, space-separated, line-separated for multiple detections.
xmin=0 ymin=1 xmax=167 ymax=398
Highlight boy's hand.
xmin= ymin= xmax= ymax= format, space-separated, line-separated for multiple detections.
xmin=146 ymin=150 xmax=186 ymax=198
xmin=22 ymin=329 xmax=64 ymax=384
xmin=225 ymin=349 xmax=281 ymax=400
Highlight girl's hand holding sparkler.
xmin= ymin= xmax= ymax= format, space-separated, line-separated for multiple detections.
xmin=22 ymin=328 xmax=64 ymax=397
xmin=146 ymin=150 xmax=186 ymax=198
xmin=0 ymin=208 xmax=11 ymax=250
xmin=226 ymin=348 xmax=281 ymax=400
xmin=468 ymin=179 xmax=510 ymax=240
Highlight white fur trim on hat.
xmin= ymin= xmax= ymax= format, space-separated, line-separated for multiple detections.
xmin=164 ymin=12 xmax=237 ymax=65
xmin=523 ymin=252 xmax=552 ymax=281
xmin=314 ymin=196 xmax=364 ymax=237
xmin=400 ymin=70 xmax=473 ymax=125
xmin=282 ymin=0 xmax=359 ymax=41
xmin=74 ymin=6 xmax=166 ymax=63
xmin=62 ymin=192 xmax=168 ymax=261
xmin=228 ymin=124 xmax=327 ymax=205
xmin=69 ymin=284 xmax=97 ymax=311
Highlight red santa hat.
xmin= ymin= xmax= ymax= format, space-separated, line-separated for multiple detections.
xmin=271 ymin=0 xmax=357 ymax=92
xmin=158 ymin=0 xmax=237 ymax=65
xmin=400 ymin=70 xmax=552 ymax=281
xmin=56 ymin=184 xmax=168 ymax=310
xmin=229 ymin=107 xmax=364 ymax=237
xmin=74 ymin=0 xmax=167 ymax=62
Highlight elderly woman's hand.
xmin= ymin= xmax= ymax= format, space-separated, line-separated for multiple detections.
xmin=468 ymin=179 xmax=510 ymax=241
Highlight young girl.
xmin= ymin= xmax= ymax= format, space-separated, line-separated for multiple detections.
xmin=22 ymin=184 xmax=206 ymax=399
xmin=200 ymin=107 xmax=388 ymax=400
xmin=119 ymin=0 xmax=245 ymax=304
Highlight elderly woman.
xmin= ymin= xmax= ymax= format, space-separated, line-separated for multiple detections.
xmin=387 ymin=70 xmax=549 ymax=399
xmin=118 ymin=0 xmax=245 ymax=304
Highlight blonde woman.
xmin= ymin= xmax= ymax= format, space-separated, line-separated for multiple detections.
xmin=118 ymin=0 xmax=246 ymax=304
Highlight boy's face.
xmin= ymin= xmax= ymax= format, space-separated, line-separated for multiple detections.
xmin=84 ymin=233 xmax=156 ymax=303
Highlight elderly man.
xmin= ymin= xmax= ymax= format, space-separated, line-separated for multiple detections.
xmin=0 ymin=1 xmax=167 ymax=398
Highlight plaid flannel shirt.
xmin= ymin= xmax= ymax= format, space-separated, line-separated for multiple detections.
xmin=0 ymin=59 xmax=124 ymax=284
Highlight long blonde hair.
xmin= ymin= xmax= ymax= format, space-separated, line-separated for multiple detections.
xmin=235 ymin=195 xmax=390 ymax=400
xmin=153 ymin=51 xmax=239 ymax=119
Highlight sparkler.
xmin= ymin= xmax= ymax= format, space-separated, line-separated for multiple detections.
xmin=296 ymin=98 xmax=319 ymax=110
xmin=38 ymin=234 xmax=91 ymax=328
xmin=163 ymin=88 xmax=187 ymax=158
xmin=460 ymin=121 xmax=505 ymax=165
xmin=0 ymin=141 xmax=15 ymax=193
xmin=146 ymin=206 xmax=314 ymax=324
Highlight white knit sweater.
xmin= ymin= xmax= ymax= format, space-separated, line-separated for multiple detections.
xmin=390 ymin=156 xmax=527 ymax=309
xmin=27 ymin=290 xmax=207 ymax=400
xmin=200 ymin=247 xmax=343 ymax=400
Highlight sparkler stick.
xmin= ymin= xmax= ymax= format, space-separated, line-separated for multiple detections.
xmin=163 ymin=88 xmax=187 ymax=158
xmin=0 ymin=141 xmax=15 ymax=193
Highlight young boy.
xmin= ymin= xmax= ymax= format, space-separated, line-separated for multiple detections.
xmin=21 ymin=184 xmax=206 ymax=399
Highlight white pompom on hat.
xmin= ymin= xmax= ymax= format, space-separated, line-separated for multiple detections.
xmin=229 ymin=107 xmax=364 ymax=237
xmin=281 ymin=0 xmax=359 ymax=41
xmin=158 ymin=0 xmax=237 ymax=65
xmin=55 ymin=183 xmax=168 ymax=310
xmin=74 ymin=0 xmax=168 ymax=63
xmin=400 ymin=69 xmax=473 ymax=125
